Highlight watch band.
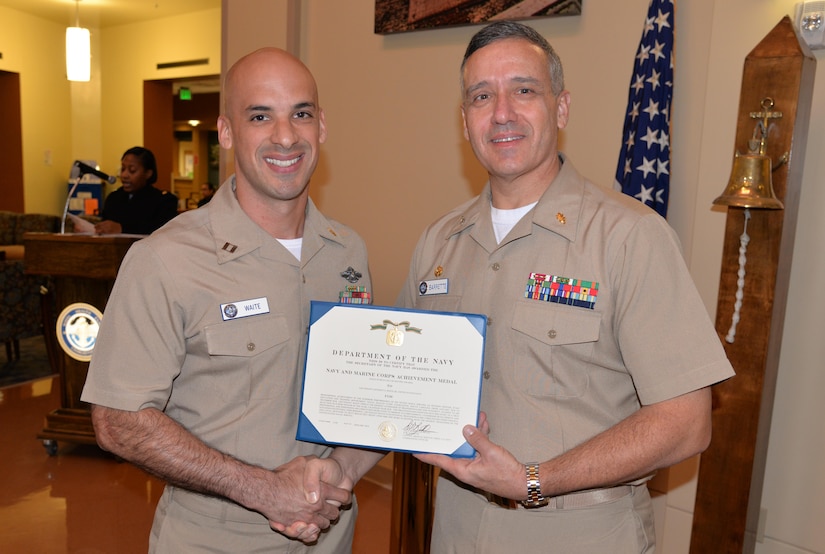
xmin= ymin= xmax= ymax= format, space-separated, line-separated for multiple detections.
xmin=520 ymin=463 xmax=549 ymax=508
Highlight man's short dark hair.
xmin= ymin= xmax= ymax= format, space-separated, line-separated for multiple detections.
xmin=461 ymin=20 xmax=565 ymax=96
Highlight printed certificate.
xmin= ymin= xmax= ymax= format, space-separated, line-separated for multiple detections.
xmin=297 ymin=302 xmax=486 ymax=458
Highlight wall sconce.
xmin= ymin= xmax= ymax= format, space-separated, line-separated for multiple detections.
xmin=713 ymin=97 xmax=787 ymax=343
xmin=66 ymin=0 xmax=90 ymax=82
xmin=188 ymin=120 xmax=201 ymax=127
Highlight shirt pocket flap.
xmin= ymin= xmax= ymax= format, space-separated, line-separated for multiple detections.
xmin=204 ymin=315 xmax=290 ymax=357
xmin=512 ymin=302 xmax=601 ymax=346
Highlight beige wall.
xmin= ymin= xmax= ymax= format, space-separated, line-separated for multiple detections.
xmin=2 ymin=0 xmax=824 ymax=552
xmin=0 ymin=8 xmax=73 ymax=214
xmin=221 ymin=0 xmax=291 ymax=70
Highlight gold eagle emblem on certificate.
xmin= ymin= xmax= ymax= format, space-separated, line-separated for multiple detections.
xmin=386 ymin=324 xmax=404 ymax=346
xmin=370 ymin=319 xmax=422 ymax=347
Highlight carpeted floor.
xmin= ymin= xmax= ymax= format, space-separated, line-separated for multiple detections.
xmin=0 ymin=335 xmax=55 ymax=388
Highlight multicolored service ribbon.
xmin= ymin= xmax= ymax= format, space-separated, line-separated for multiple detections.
xmin=525 ymin=273 xmax=599 ymax=310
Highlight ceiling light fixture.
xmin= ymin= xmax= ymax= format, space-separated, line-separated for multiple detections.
xmin=66 ymin=0 xmax=90 ymax=82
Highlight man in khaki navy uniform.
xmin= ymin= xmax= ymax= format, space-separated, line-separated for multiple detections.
xmin=81 ymin=48 xmax=384 ymax=553
xmin=401 ymin=22 xmax=735 ymax=553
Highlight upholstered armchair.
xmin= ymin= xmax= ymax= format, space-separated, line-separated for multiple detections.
xmin=0 ymin=211 xmax=60 ymax=361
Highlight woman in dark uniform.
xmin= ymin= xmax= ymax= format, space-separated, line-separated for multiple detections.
xmin=94 ymin=146 xmax=178 ymax=235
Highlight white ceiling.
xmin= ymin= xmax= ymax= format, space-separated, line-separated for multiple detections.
xmin=0 ymin=0 xmax=220 ymax=29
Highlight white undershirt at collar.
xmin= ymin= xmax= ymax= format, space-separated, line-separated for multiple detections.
xmin=277 ymin=237 xmax=302 ymax=260
xmin=491 ymin=201 xmax=537 ymax=244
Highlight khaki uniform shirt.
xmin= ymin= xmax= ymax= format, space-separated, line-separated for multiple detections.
xmin=82 ymin=178 xmax=372 ymax=552
xmin=398 ymin=156 xmax=734 ymax=551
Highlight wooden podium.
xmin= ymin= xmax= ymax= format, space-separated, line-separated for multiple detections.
xmin=23 ymin=233 xmax=142 ymax=455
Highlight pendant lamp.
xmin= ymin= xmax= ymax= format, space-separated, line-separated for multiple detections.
xmin=66 ymin=0 xmax=90 ymax=82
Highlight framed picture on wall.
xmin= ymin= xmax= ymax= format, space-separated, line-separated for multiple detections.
xmin=375 ymin=0 xmax=582 ymax=34
xmin=183 ymin=152 xmax=195 ymax=178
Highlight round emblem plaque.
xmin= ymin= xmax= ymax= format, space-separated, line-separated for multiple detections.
xmin=56 ymin=302 xmax=103 ymax=362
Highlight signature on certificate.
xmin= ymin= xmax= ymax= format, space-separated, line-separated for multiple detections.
xmin=404 ymin=421 xmax=434 ymax=436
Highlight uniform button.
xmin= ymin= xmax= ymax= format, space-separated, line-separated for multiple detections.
xmin=487 ymin=317 xmax=493 ymax=326
xmin=547 ymin=330 xmax=557 ymax=339
xmin=484 ymin=371 xmax=491 ymax=379
xmin=247 ymin=342 xmax=256 ymax=351
xmin=302 ymin=275 xmax=306 ymax=284
xmin=492 ymin=263 xmax=500 ymax=271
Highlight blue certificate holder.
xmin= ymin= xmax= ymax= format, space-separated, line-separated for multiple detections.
xmin=297 ymin=301 xmax=486 ymax=458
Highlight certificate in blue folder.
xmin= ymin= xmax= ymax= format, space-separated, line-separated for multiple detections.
xmin=297 ymin=301 xmax=486 ymax=458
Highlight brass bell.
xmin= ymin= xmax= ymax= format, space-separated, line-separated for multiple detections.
xmin=712 ymin=151 xmax=784 ymax=209
xmin=713 ymin=97 xmax=785 ymax=210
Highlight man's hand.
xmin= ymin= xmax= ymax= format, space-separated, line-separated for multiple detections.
xmin=262 ymin=456 xmax=351 ymax=542
xmin=414 ymin=422 xmax=525 ymax=501
xmin=279 ymin=456 xmax=356 ymax=542
xmin=412 ymin=411 xmax=525 ymax=500
xmin=286 ymin=446 xmax=388 ymax=543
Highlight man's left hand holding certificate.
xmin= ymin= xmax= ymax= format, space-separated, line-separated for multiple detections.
xmin=298 ymin=301 xmax=486 ymax=458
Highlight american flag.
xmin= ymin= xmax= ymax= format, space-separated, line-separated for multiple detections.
xmin=613 ymin=0 xmax=674 ymax=218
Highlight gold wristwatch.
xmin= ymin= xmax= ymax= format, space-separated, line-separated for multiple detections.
xmin=520 ymin=463 xmax=549 ymax=508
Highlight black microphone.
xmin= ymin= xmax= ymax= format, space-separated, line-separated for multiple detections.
xmin=74 ymin=160 xmax=117 ymax=184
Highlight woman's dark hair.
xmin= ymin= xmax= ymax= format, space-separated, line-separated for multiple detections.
xmin=122 ymin=146 xmax=158 ymax=186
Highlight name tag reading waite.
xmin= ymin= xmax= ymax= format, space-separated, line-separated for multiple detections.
xmin=297 ymin=301 xmax=486 ymax=458
xmin=220 ymin=297 xmax=270 ymax=321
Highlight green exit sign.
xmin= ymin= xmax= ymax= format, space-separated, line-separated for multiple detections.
xmin=179 ymin=87 xmax=192 ymax=100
